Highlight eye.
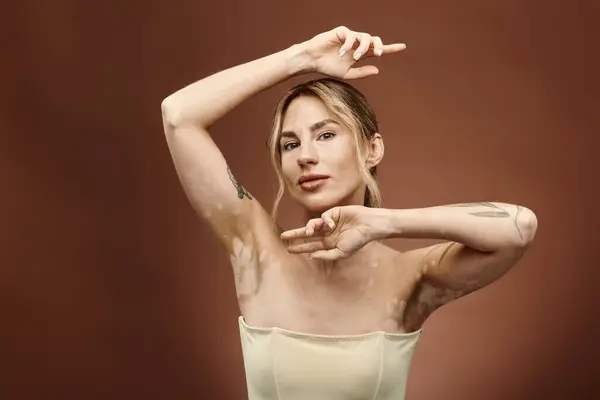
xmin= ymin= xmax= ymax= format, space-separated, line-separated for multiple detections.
xmin=318 ymin=131 xmax=336 ymax=141
xmin=282 ymin=142 xmax=299 ymax=151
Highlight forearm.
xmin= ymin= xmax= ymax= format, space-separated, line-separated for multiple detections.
xmin=161 ymin=43 xmax=312 ymax=128
xmin=372 ymin=202 xmax=538 ymax=252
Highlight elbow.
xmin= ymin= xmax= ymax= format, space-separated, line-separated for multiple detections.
xmin=161 ymin=96 xmax=183 ymax=129
xmin=516 ymin=207 xmax=538 ymax=248
xmin=161 ymin=96 xmax=208 ymax=130
xmin=161 ymin=96 xmax=174 ymax=115
xmin=495 ymin=207 xmax=538 ymax=252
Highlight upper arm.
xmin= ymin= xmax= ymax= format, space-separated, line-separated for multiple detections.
xmin=402 ymin=240 xmax=531 ymax=330
xmin=162 ymin=112 xmax=278 ymax=252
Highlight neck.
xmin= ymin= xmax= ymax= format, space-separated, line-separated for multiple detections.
xmin=306 ymin=240 xmax=381 ymax=276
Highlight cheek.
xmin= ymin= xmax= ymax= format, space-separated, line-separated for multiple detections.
xmin=280 ymin=157 xmax=296 ymax=185
xmin=330 ymin=146 xmax=361 ymax=178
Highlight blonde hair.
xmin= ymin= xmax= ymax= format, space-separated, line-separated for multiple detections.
xmin=267 ymin=78 xmax=382 ymax=220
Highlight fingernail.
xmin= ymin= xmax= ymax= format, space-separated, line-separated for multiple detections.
xmin=353 ymin=52 xmax=362 ymax=60
xmin=339 ymin=49 xmax=346 ymax=57
xmin=376 ymin=49 xmax=382 ymax=56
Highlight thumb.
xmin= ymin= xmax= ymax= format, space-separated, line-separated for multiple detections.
xmin=344 ymin=65 xmax=379 ymax=80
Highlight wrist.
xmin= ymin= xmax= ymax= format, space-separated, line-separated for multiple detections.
xmin=285 ymin=42 xmax=315 ymax=76
xmin=365 ymin=207 xmax=398 ymax=241
xmin=367 ymin=208 xmax=422 ymax=240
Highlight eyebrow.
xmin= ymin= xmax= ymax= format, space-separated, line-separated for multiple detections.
xmin=280 ymin=119 xmax=339 ymax=139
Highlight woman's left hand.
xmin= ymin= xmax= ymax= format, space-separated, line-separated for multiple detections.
xmin=280 ymin=205 xmax=378 ymax=261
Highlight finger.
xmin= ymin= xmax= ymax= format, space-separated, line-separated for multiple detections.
xmin=280 ymin=218 xmax=326 ymax=240
xmin=280 ymin=227 xmax=311 ymax=240
xmin=371 ymin=36 xmax=384 ymax=57
xmin=353 ymin=33 xmax=372 ymax=61
xmin=339 ymin=32 xmax=358 ymax=57
xmin=310 ymin=248 xmax=348 ymax=261
xmin=305 ymin=218 xmax=325 ymax=236
xmin=320 ymin=212 xmax=336 ymax=230
xmin=287 ymin=241 xmax=326 ymax=254
xmin=344 ymin=65 xmax=379 ymax=80
xmin=334 ymin=25 xmax=350 ymax=42
xmin=381 ymin=43 xmax=406 ymax=55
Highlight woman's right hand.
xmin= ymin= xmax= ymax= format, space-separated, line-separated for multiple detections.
xmin=301 ymin=26 xmax=406 ymax=80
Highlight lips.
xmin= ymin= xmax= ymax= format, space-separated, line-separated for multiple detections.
xmin=298 ymin=174 xmax=329 ymax=185
xmin=298 ymin=174 xmax=329 ymax=192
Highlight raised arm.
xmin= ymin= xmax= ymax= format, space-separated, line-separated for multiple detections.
xmin=161 ymin=45 xmax=311 ymax=250
xmin=161 ymin=26 xmax=405 ymax=251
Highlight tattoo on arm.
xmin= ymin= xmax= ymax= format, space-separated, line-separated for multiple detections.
xmin=423 ymin=242 xmax=457 ymax=270
xmin=513 ymin=205 xmax=523 ymax=240
xmin=227 ymin=166 xmax=253 ymax=200
xmin=438 ymin=242 xmax=458 ymax=267
xmin=447 ymin=202 xmax=508 ymax=216
xmin=447 ymin=202 xmax=523 ymax=240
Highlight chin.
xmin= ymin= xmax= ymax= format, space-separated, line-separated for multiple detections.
xmin=293 ymin=191 xmax=349 ymax=215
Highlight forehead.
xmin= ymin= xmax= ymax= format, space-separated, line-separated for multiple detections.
xmin=281 ymin=96 xmax=334 ymax=130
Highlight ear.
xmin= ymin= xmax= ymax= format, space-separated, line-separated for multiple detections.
xmin=365 ymin=133 xmax=384 ymax=168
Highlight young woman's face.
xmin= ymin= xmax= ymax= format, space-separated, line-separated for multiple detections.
xmin=279 ymin=96 xmax=366 ymax=215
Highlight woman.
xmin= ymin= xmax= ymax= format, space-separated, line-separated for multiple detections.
xmin=161 ymin=26 xmax=538 ymax=400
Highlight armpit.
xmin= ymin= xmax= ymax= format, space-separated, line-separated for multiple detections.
xmin=229 ymin=236 xmax=262 ymax=306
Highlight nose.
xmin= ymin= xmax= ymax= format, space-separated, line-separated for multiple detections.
xmin=297 ymin=143 xmax=319 ymax=167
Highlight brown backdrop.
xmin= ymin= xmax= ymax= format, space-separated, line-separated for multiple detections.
xmin=2 ymin=0 xmax=599 ymax=399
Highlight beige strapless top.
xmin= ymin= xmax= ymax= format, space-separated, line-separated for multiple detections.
xmin=238 ymin=317 xmax=422 ymax=400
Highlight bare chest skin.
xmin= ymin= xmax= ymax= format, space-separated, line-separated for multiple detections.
xmin=234 ymin=236 xmax=423 ymax=336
